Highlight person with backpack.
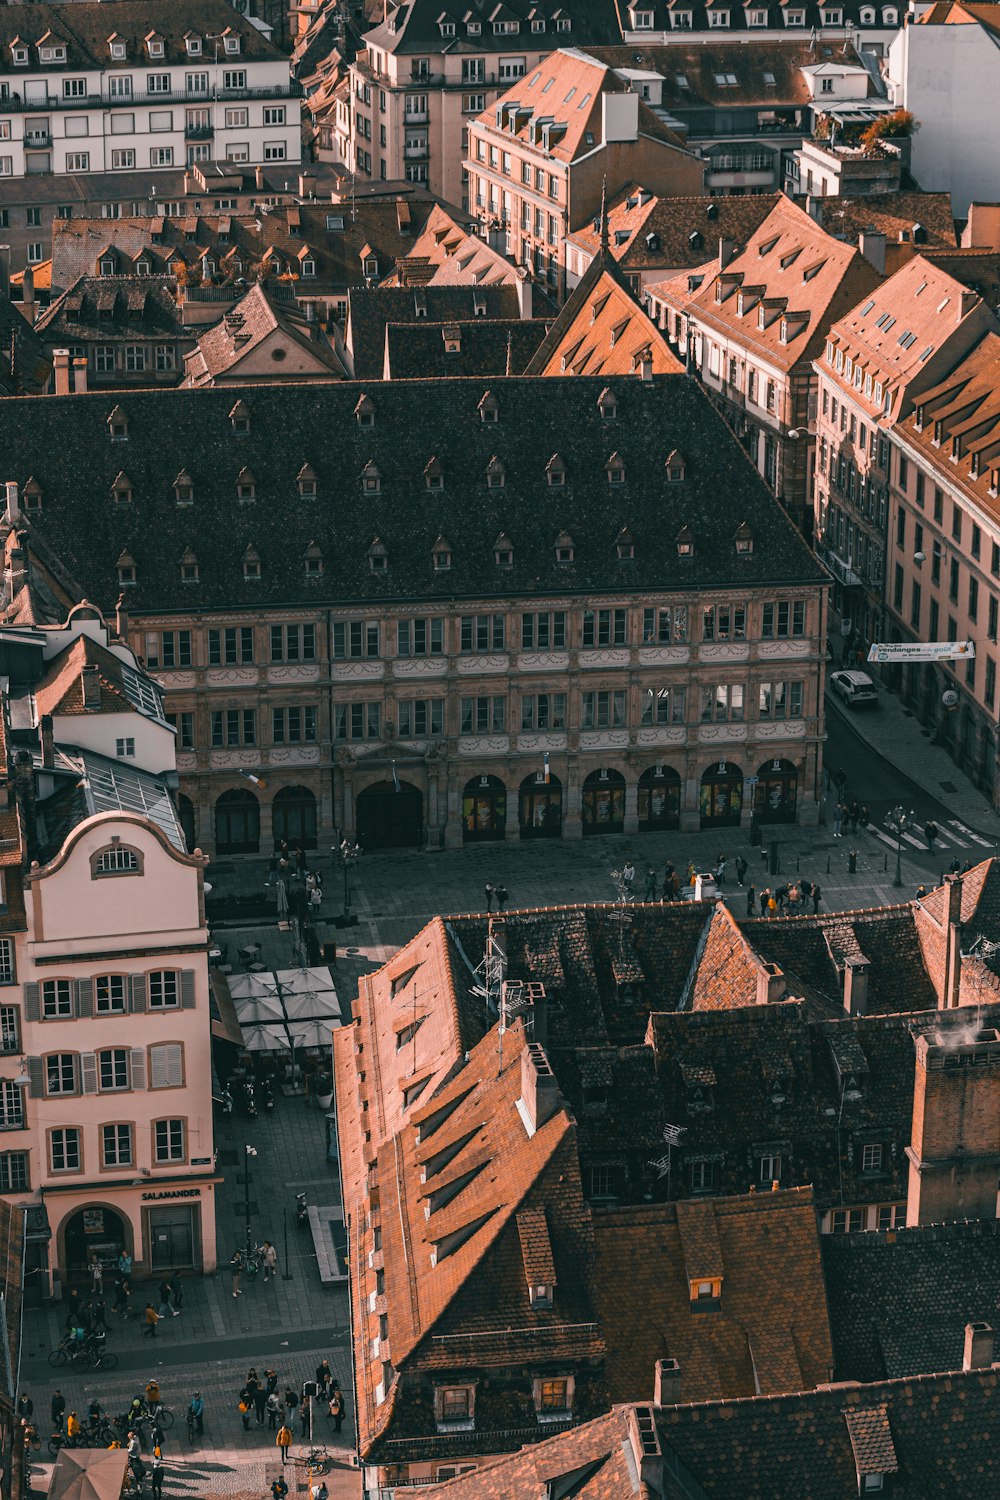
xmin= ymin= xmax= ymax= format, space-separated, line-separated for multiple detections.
xmin=327 ymin=1382 xmax=346 ymax=1434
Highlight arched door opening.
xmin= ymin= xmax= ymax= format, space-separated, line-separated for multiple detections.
xmin=700 ymin=762 xmax=744 ymax=828
xmin=272 ymin=785 xmax=318 ymax=849
xmin=582 ymin=769 xmax=626 ymax=835
xmin=462 ymin=775 xmax=506 ymax=842
xmin=63 ymin=1205 xmax=130 ymax=1280
xmin=356 ymin=781 xmax=423 ymax=850
xmin=215 ymin=787 xmax=260 ymax=854
xmin=519 ymin=772 xmax=562 ymax=839
xmin=754 ymin=759 xmax=798 ymax=824
xmin=637 ymin=764 xmax=681 ymax=831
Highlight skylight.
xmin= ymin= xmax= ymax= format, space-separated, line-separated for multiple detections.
xmin=120 ymin=664 xmax=168 ymax=723
xmin=762 ymin=70 xmax=776 ymax=83
xmin=859 ymin=298 xmax=875 ymax=316
xmin=676 ymin=73 xmax=689 ymax=86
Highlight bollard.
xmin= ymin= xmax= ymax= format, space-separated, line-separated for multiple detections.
xmin=848 ymin=849 xmax=857 ymax=874
xmin=884 ymin=854 xmax=888 ymax=873
xmin=826 ymin=855 xmax=830 ymax=874
xmin=769 ymin=842 xmax=779 ymax=876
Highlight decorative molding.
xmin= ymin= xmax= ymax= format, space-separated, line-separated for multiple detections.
xmin=156 ymin=670 xmax=196 ymax=689
xmin=638 ymin=646 xmax=690 ymax=666
xmin=393 ymin=658 xmax=448 ymax=678
xmin=268 ymin=663 xmax=322 ymax=683
xmin=455 ymin=654 xmax=509 ymax=676
xmin=458 ymin=736 xmax=510 ymax=755
xmin=206 ymin=667 xmax=259 ymax=687
xmin=698 ymin=723 xmax=748 ymax=743
xmin=516 ymin=652 xmax=570 ymax=672
xmin=332 ymin=659 xmax=385 ymax=681
xmin=579 ymin=648 xmax=630 ymax=669
xmin=758 ymin=639 xmax=811 ymax=659
xmin=176 ymin=752 xmax=197 ymax=770
xmin=579 ymin=730 xmax=629 ymax=750
xmin=636 ymin=727 xmax=687 ymax=745
xmin=755 ymin=720 xmax=806 ymax=739
xmin=698 ymin=642 xmax=750 ymax=663
xmin=517 ymin=733 xmax=568 ymax=753
xmin=209 ymin=748 xmax=260 ymax=769
xmin=268 ymin=745 xmax=322 ymax=764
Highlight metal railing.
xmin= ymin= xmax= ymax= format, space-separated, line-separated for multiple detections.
xmin=0 ymin=81 xmax=302 ymax=112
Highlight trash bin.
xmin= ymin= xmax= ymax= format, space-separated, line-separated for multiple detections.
xmin=768 ymin=842 xmax=779 ymax=876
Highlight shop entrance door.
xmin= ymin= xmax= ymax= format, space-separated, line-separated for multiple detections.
xmin=148 ymin=1208 xmax=195 ymax=1271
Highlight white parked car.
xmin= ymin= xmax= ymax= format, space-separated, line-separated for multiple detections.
xmin=830 ymin=669 xmax=879 ymax=709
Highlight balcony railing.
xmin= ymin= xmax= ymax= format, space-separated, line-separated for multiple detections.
xmin=24 ymin=132 xmax=52 ymax=148
xmin=0 ymin=81 xmax=303 ymax=113
xmin=184 ymin=123 xmax=215 ymax=139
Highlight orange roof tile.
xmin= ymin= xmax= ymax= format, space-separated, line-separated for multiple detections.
xmin=525 ymin=255 xmax=682 ymax=377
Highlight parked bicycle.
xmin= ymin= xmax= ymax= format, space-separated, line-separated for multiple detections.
xmin=70 ymin=1337 xmax=118 ymax=1372
xmin=290 ymin=1447 xmax=333 ymax=1474
xmin=48 ymin=1431 xmax=92 ymax=1459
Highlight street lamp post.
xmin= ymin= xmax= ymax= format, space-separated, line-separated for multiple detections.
xmin=334 ymin=838 xmax=361 ymax=923
xmin=886 ymin=804 xmax=915 ymax=888
xmin=244 ymin=1143 xmax=257 ymax=1256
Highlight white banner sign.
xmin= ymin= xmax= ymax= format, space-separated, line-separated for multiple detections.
xmin=867 ymin=641 xmax=976 ymax=664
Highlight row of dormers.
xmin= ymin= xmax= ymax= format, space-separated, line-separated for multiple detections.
xmin=97 ymin=246 xmax=319 ymax=280
xmin=416 ymin=5 xmax=574 ymax=40
xmin=114 ymin=521 xmax=755 ymax=586
xmin=5 ymin=27 xmax=242 ymax=67
xmin=624 ymin=2 xmax=897 ymax=27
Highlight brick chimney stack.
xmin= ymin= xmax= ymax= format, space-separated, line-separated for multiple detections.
xmin=516 ymin=1042 xmax=561 ymax=1138
xmin=942 ymin=873 xmax=964 ymax=1008
xmin=906 ymin=1028 xmax=1000 ymax=1225
xmin=963 ymin=1321 xmax=994 ymax=1370
xmin=653 ymin=1358 xmax=681 ymax=1406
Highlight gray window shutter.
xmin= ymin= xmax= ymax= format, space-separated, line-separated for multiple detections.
xmin=26 ymin=1056 xmax=43 ymax=1098
xmin=77 ymin=979 xmax=94 ymax=1019
xmin=130 ymin=1049 xmax=146 ymax=1091
xmin=130 ymin=975 xmax=147 ymax=1012
xmin=23 ymin=983 xmax=40 ymax=1023
xmin=81 ymin=1053 xmax=98 ymax=1095
xmin=180 ymin=970 xmax=196 ymax=1009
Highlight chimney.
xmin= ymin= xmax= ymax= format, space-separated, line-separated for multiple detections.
xmin=806 ymin=195 xmax=824 ymax=227
xmin=843 ymin=957 xmax=869 ymax=1016
xmin=653 ymin=1358 xmax=681 ymax=1407
xmin=515 ymin=264 xmax=532 ymax=320
xmin=13 ymin=749 xmax=35 ymax=864
xmin=21 ymin=264 xmax=35 ymax=325
xmin=53 ymin=349 xmax=71 ymax=396
xmin=718 ymin=236 xmax=736 ymax=270
xmin=942 ymin=873 xmax=964 ymax=1009
xmin=516 ymin=1042 xmax=561 ymax=1137
xmin=183 ymin=171 xmax=193 ymax=195
xmin=72 ymin=356 xmax=88 ymax=394
xmin=115 ymin=592 xmax=129 ymax=641
xmin=81 ymin=664 xmax=102 ymax=711
xmin=255 ymin=164 xmax=265 ymax=191
xmin=756 ymin=962 xmax=786 ymax=1006
xmin=639 ymin=347 xmax=654 ymax=383
xmin=959 ymin=289 xmax=979 ymax=321
xmin=906 ymin=1028 xmax=1000 ymax=1226
xmin=858 ymin=226 xmax=886 ymax=274
xmin=963 ymin=1321 xmax=994 ymax=1370
xmin=5 ymin=481 xmax=19 ymax=523
xmin=298 ymin=170 xmax=316 ymax=197
xmin=40 ymin=713 xmax=54 ymax=770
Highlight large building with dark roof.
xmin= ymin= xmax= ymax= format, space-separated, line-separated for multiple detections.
xmin=0 ymin=369 xmax=827 ymax=857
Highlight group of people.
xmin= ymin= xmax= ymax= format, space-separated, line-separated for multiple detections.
xmin=237 ymin=1359 xmax=347 ymax=1458
xmin=483 ymin=882 xmax=509 ymax=912
xmin=619 ymin=855 xmax=750 ymax=903
xmin=745 ymin=879 xmax=822 ymax=917
xmin=831 ymin=801 xmax=871 ymax=838
xmin=266 ymin=843 xmax=324 ymax=912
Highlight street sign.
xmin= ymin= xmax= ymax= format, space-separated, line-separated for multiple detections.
xmin=867 ymin=641 xmax=975 ymax=663
xmin=745 ymin=775 xmax=759 ymax=789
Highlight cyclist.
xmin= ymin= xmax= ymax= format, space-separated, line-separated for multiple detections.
xmin=66 ymin=1411 xmax=81 ymax=1443
xmin=188 ymin=1392 xmax=204 ymax=1436
xmin=145 ymin=1379 xmax=161 ymax=1409
xmin=87 ymin=1398 xmax=102 ymax=1431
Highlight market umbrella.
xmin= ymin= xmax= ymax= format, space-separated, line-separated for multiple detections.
xmin=239 ymin=1021 xmax=291 ymax=1054
xmin=285 ymin=1017 xmax=337 ymax=1050
xmin=282 ymin=986 xmax=341 ymax=1022
xmin=49 ymin=1449 xmax=129 ymax=1500
xmin=232 ymin=991 xmax=286 ymax=1027
xmin=276 ymin=879 xmax=289 ymax=918
xmin=227 ymin=972 xmax=281 ymax=1002
xmin=280 ymin=966 xmax=335 ymax=995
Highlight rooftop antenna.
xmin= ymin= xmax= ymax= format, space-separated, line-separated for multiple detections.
xmin=505 ymin=329 xmax=514 ymax=376
xmin=599 ymin=174 xmax=609 ymax=258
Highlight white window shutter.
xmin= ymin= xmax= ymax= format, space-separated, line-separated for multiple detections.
xmin=131 ymin=1048 xmax=146 ymax=1090
xmin=23 ymin=983 xmax=40 ymax=1023
xmin=180 ymin=970 xmax=196 ymax=1008
xmin=81 ymin=1053 xmax=98 ymax=1094
xmin=77 ymin=979 xmax=94 ymax=1018
xmin=130 ymin=975 xmax=147 ymax=1012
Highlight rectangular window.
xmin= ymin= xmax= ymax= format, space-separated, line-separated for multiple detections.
xmin=149 ymin=1043 xmax=183 ymax=1089
xmin=986 ymin=656 xmax=996 ymax=710
xmin=897 ymin=453 xmax=908 ymax=490
xmin=208 ymin=626 xmax=254 ymax=665
xmin=211 ymin=709 xmax=256 ymax=747
xmin=154 ymin=1118 xmax=185 ymax=1162
xmin=950 ymin=558 xmax=960 ymax=603
xmin=952 ymin=505 xmax=963 ymax=543
xmin=758 ymin=682 xmax=803 ymax=719
xmin=66 ymin=152 xmax=90 ymax=171
xmin=761 ymin=601 xmax=805 ymax=639
xmin=333 ymin=702 xmax=381 ymax=740
xmin=272 ymin=623 xmax=318 ymax=662
xmin=703 ymin=604 xmax=746 ymax=641
xmin=989 ymin=596 xmax=998 ymax=643
xmin=50 ymin=1128 xmax=81 ymax=1172
xmin=148 ymin=971 xmax=179 ymax=1009
xmin=397 ymin=618 xmax=443 ymax=656
xmin=397 ymin=699 xmax=443 ymax=737
xmin=700 ymin=684 xmax=744 ymax=722
xmin=460 ymin=696 xmax=506 ymax=734
xmin=581 ymin=690 xmax=627 ymax=729
xmin=0 ymin=1151 xmax=28 ymax=1191
xmin=520 ymin=693 xmax=566 ymax=731
xmin=641 ymin=686 xmax=686 ymax=725
xmin=861 ymin=1143 xmax=883 ymax=1173
xmin=111 ymin=148 xmax=135 ymax=169
xmin=42 ymin=979 xmax=74 ymax=1019
xmin=99 ymin=1049 xmax=130 ymax=1091
xmin=223 ymin=70 xmax=247 ymax=90
xmin=460 ymin=615 xmax=505 ymax=652
xmin=155 ymin=345 xmax=175 ymax=371
xmin=102 ymin=1124 xmax=133 ymax=1167
xmin=969 ymin=575 xmax=979 ymax=622
xmin=150 ymin=147 xmax=174 ymax=167
xmin=0 ymin=1006 xmax=18 ymax=1054
xmin=910 ymin=579 xmax=921 ymax=631
xmin=95 ymin=975 xmax=128 ymax=1015
xmin=582 ymin=608 xmax=627 ymax=647
xmin=893 ymin=564 xmax=904 ymax=611
xmin=272 ymin=706 xmax=318 ymax=743
xmin=46 ymin=1053 xmax=77 ymax=1096
xmin=263 ymin=106 xmax=286 ymax=125
xmin=440 ymin=1388 xmax=471 ymax=1422
xmin=520 ymin=612 xmax=566 ymax=651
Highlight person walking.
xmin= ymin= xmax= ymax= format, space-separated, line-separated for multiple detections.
xmin=92 ymin=1296 xmax=109 ymax=1334
xmin=271 ymin=1481 xmax=289 ymax=1500
xmin=262 ymin=1242 xmax=277 ymax=1284
xmin=622 ymin=860 xmax=635 ymax=894
xmin=299 ymin=1394 xmax=312 ymax=1439
xmin=746 ymin=884 xmax=756 ymax=917
xmin=143 ymin=1304 xmax=159 ymax=1339
xmin=238 ymin=1390 xmax=252 ymax=1433
xmin=157 ymin=1280 xmax=172 ymax=1320
xmin=230 ymin=1249 xmax=243 ymax=1298
xmin=735 ymin=855 xmax=748 ymax=888
xmin=315 ymin=1360 xmax=332 ymax=1399
xmin=89 ymin=1254 xmax=103 ymax=1296
xmin=117 ymin=1251 xmax=132 ymax=1279
xmin=644 ymin=868 xmax=657 ymax=901
xmin=860 ymin=804 xmax=870 ymax=830
xmin=283 ymin=1387 xmax=299 ymax=1421
xmin=17 ymin=1394 xmax=32 ymax=1426
xmin=265 ymin=1370 xmax=278 ymax=1397
xmin=848 ymin=801 xmax=859 ymax=834
xmin=150 ymin=1450 xmax=164 ymax=1499
xmin=276 ymin=1421 xmax=293 ymax=1465
xmin=253 ymin=1383 xmax=267 ymax=1427
xmin=925 ymin=820 xmax=938 ymax=851
xmin=266 ymin=1392 xmax=282 ymax=1431
xmin=766 ymin=890 xmax=778 ymax=918
xmin=811 ymin=882 xmax=822 ymax=915
xmin=663 ymin=861 xmax=675 ymax=898
xmin=166 ymin=1273 xmax=183 ymax=1313
xmin=484 ymin=882 xmax=494 ymax=912
xmin=51 ymin=1390 xmax=66 ymax=1433
xmin=496 ymin=883 xmax=508 ymax=912
xmin=328 ymin=1382 xmax=346 ymax=1434
xmin=832 ymin=802 xmax=844 ymax=838
xmin=188 ymin=1392 xmax=204 ymax=1436
xmin=114 ymin=1276 xmax=131 ymax=1319
xmin=714 ymin=854 xmax=727 ymax=887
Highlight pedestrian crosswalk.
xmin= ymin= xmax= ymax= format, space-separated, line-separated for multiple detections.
xmin=864 ymin=817 xmax=995 ymax=856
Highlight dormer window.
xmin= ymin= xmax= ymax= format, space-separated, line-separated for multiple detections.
xmin=10 ymin=43 xmax=28 ymax=66
xmin=432 ymin=536 xmax=453 ymax=571
xmin=186 ymin=33 xmax=203 ymax=55
xmin=734 ymin=521 xmax=753 ymax=555
xmin=236 ymin=467 xmax=256 ymax=503
xmin=242 ymin=545 xmax=261 ymax=581
xmin=494 ymin=532 xmax=513 ymax=568
xmin=424 ymin=457 xmax=444 ymax=491
xmin=666 ymin=451 xmax=686 ymax=482
xmin=616 ymin=527 xmax=635 ymax=560
xmin=297 ymin=463 xmax=318 ymax=498
xmin=690 ymin=1277 xmax=722 ymax=1306
xmin=99 ymin=253 xmax=116 ymax=274
xmin=598 ymin=387 xmax=617 ymax=420
xmin=478 ymin=390 xmax=499 ymax=423
xmin=108 ymin=36 xmax=127 ymax=60
xmin=361 ymin=461 xmax=381 ymax=495
xmin=174 ymin=470 xmax=194 ymax=505
xmin=355 ymin=394 xmax=374 ymax=428
xmin=547 ymin=455 xmax=566 ymax=488
xmin=303 ymin=541 xmax=324 ymax=577
xmin=22 ymin=477 xmax=42 ymax=512
xmin=111 ymin=472 xmax=133 ymax=506
xmin=486 ymin=456 xmax=505 ymax=489
xmin=606 ymin=454 xmax=625 ymax=486
xmin=223 ymin=32 xmax=241 ymax=54
xmin=179 ymin=547 xmax=199 ymax=582
xmin=529 ymin=1282 xmax=554 ymax=1308
xmin=555 ymin=531 xmax=575 ymax=564
xmin=117 ymin=550 xmax=136 ymax=586
xmin=676 ymin=524 xmax=694 ymax=558
xmin=230 ymin=400 xmax=250 ymax=434
xmin=107 ymin=405 xmax=128 ymax=441
xmin=146 ymin=32 xmax=165 ymax=57
xmin=368 ymin=538 xmax=388 ymax=572
xmin=135 ymin=257 xmax=151 ymax=275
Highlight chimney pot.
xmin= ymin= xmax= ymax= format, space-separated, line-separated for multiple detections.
xmin=964 ymin=1321 xmax=994 ymax=1370
xmin=72 ymin=356 xmax=88 ymax=395
xmin=718 ymin=236 xmax=735 ymax=270
xmin=959 ymin=289 xmax=979 ymax=321
xmin=5 ymin=481 xmax=19 ymax=522
xmin=653 ymin=1358 xmax=681 ymax=1407
xmin=53 ymin=348 xmax=71 ymax=397
xmin=81 ymin=664 xmax=102 ymax=711
xmin=255 ymin=164 xmax=265 ymax=191
xmin=40 ymin=714 xmax=54 ymax=769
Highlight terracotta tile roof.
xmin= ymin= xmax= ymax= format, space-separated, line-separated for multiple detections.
xmin=516 ymin=1205 xmax=557 ymax=1285
xmin=34 ymin=632 xmax=141 ymax=718
xmin=893 ymin=329 xmax=1000 ymax=516
xmin=591 ymin=1189 xmax=833 ymax=1403
xmin=566 ymin=188 xmax=781 ymax=278
xmin=821 ymin=252 xmax=994 ymax=425
xmin=384 ymin=205 xmax=542 ymax=293
xmin=647 ymin=195 xmax=882 ymax=373
xmin=523 ymin=254 xmax=683 ymax=376
xmin=416 ymin=1411 xmax=630 ymax=1500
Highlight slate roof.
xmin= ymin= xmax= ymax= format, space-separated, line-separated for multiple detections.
xmin=1 ymin=373 xmax=825 ymax=617
xmin=585 ymin=38 xmax=831 ymax=110
xmin=0 ymin=0 xmax=283 ymax=69
xmin=523 ymin=253 xmax=684 ymax=377
xmin=36 ymin=274 xmax=186 ymax=345
xmin=617 ymin=0 xmax=901 ymax=34
xmin=591 ymin=1189 xmax=833 ymax=1404
xmin=0 ymin=296 xmax=51 ymax=396
xmin=823 ymin=1219 xmax=1000 ymax=1383
xmin=345 ymin=283 xmax=523 ymax=378
xmin=361 ymin=0 xmax=622 ymax=58
xmin=382 ymin=317 xmax=549 ymax=378
xmin=566 ymin=188 xmax=781 ymax=278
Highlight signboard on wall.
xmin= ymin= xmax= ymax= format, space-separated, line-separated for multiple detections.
xmin=82 ymin=1209 xmax=105 ymax=1235
xmin=867 ymin=642 xmax=976 ymax=663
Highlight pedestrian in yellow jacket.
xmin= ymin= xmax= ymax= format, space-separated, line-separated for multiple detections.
xmin=276 ymin=1424 xmax=293 ymax=1464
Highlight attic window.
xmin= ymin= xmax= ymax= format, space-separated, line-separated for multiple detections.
xmin=242 ymin=546 xmax=261 ymax=581
xmin=236 ymin=468 xmax=256 ymax=503
xmin=326 ymin=214 xmax=345 ymax=231
xmin=486 ymin=457 xmax=505 ymax=489
xmin=606 ymin=455 xmax=625 ymax=486
xmin=355 ymin=395 xmax=375 ymax=428
xmin=598 ymin=388 xmax=617 ymax=420
xmin=101 ymin=255 xmax=117 ymax=276
xmin=111 ymin=473 xmax=133 ymax=506
xmin=734 ymin=522 xmax=753 ymax=555
xmin=555 ymin=532 xmax=575 ymax=564
xmin=666 ymin=451 xmax=686 ymax=481
xmin=230 ymin=401 xmax=250 ymax=434
xmin=110 ymin=40 xmax=126 ymax=60
xmin=224 ymin=33 xmax=241 ymax=53
xmin=303 ymin=542 xmax=324 ymax=577
xmin=107 ymin=406 xmax=128 ymax=441
xmin=22 ymin=478 xmax=42 ymax=512
xmin=478 ymin=391 xmax=499 ymax=423
xmin=432 ymin=538 xmax=453 ymax=571
xmin=368 ymin=539 xmax=388 ymax=572
xmin=11 ymin=46 xmax=27 ymax=66
xmin=117 ymin=551 xmax=136 ymax=585
xmin=529 ymin=1282 xmax=554 ymax=1308
xmin=186 ymin=35 xmax=203 ymax=55
xmin=174 ymin=472 xmax=194 ymax=505
xmin=179 ymin=549 xmax=199 ymax=583
xmin=494 ymin=533 xmax=513 ymax=568
xmin=424 ymin=458 xmax=444 ymax=491
xmin=362 ymin=462 xmax=381 ymax=495
xmin=676 ymin=525 xmax=694 ymax=558
xmin=547 ymin=456 xmax=566 ymax=488
xmin=616 ymin=527 xmax=634 ymax=560
xmin=147 ymin=36 xmax=165 ymax=57
xmin=297 ymin=464 xmax=318 ymax=498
